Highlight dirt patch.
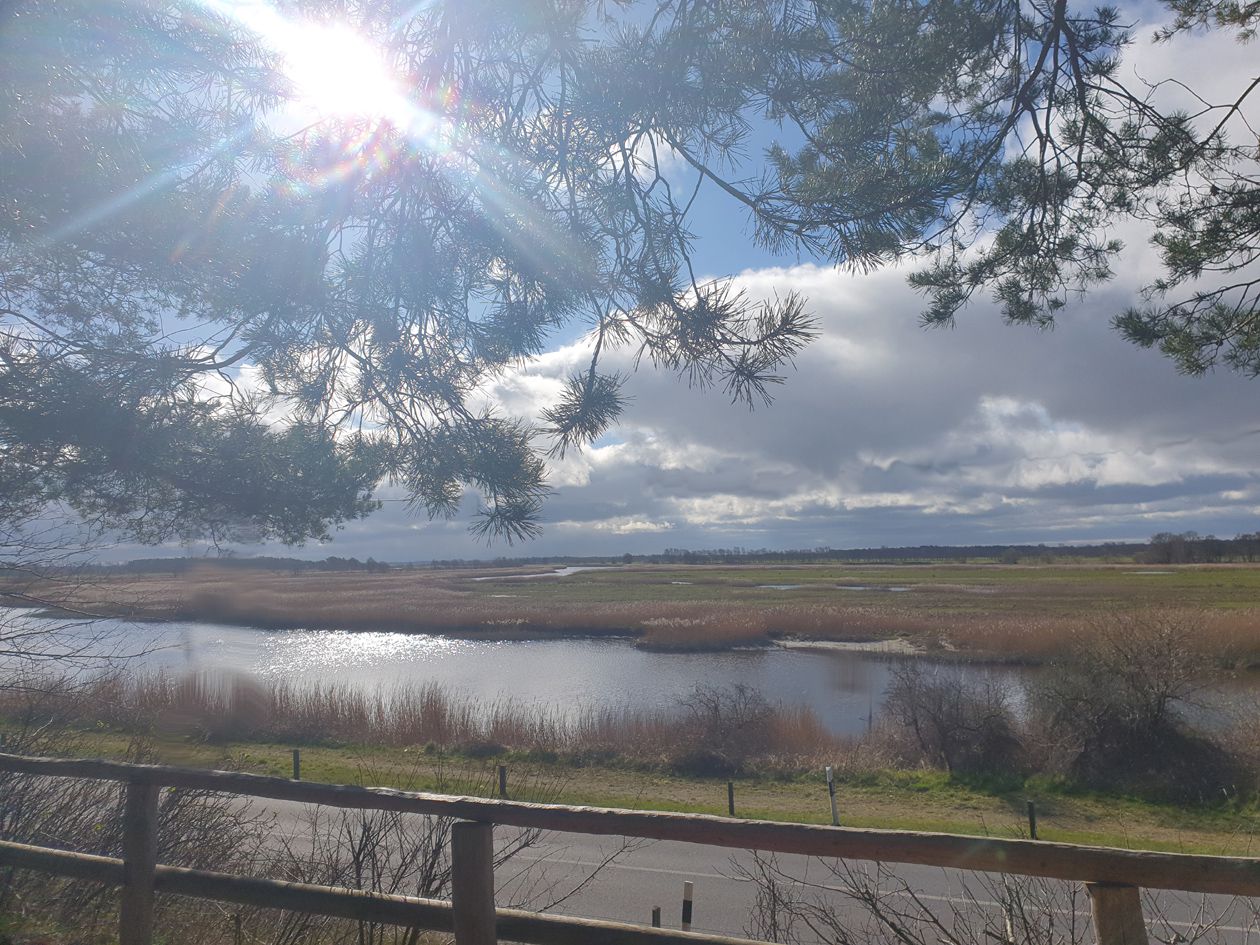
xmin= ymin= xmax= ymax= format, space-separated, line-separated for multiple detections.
xmin=777 ymin=637 xmax=923 ymax=655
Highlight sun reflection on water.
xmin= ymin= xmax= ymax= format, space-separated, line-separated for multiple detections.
xmin=254 ymin=630 xmax=493 ymax=678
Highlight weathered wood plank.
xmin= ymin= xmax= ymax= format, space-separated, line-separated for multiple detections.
xmin=452 ymin=822 xmax=496 ymax=945
xmin=0 ymin=839 xmax=124 ymax=884
xmin=121 ymin=781 xmax=159 ymax=945
xmin=3 ymin=753 xmax=1260 ymax=896
xmin=1087 ymin=883 xmax=1150 ymax=945
xmin=158 ymin=867 xmax=771 ymax=945
xmin=154 ymin=864 xmax=456 ymax=928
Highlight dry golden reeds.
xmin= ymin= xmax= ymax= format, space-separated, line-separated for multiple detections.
xmin=24 ymin=563 xmax=1260 ymax=665
xmin=0 ymin=671 xmax=844 ymax=774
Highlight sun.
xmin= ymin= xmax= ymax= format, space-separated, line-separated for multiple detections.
xmin=217 ymin=3 xmax=412 ymax=126
xmin=275 ymin=22 xmax=407 ymax=124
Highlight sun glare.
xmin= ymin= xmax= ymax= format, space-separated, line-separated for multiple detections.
xmin=278 ymin=22 xmax=404 ymax=123
xmin=204 ymin=2 xmax=458 ymax=194
xmin=214 ymin=3 xmax=415 ymax=127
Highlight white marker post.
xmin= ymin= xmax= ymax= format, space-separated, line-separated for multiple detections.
xmin=826 ymin=766 xmax=838 ymax=826
xmin=682 ymin=880 xmax=694 ymax=931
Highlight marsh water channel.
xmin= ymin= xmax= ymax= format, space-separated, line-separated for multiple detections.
xmin=3 ymin=609 xmax=1030 ymax=736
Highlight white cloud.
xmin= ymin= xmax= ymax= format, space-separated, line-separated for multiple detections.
xmin=859 ymin=394 xmax=1231 ymax=496
xmin=577 ymin=517 xmax=677 ymax=534
xmin=144 ymin=247 xmax=1258 ymax=564
xmin=461 ymin=258 xmax=1260 ymax=555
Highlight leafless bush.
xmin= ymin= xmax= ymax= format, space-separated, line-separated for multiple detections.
xmin=737 ymin=852 xmax=1088 ymax=945
xmin=1028 ymin=610 xmax=1244 ymax=801
xmin=881 ymin=663 xmax=1025 ymax=779
xmin=737 ymin=851 xmax=1259 ymax=945
xmin=737 ymin=850 xmax=808 ymax=944
xmin=671 ymin=683 xmax=777 ymax=774
xmin=230 ymin=757 xmax=646 ymax=945
xmin=0 ymin=736 xmax=270 ymax=942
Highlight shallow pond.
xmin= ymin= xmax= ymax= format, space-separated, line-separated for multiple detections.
xmin=0 ymin=610 xmax=1028 ymax=736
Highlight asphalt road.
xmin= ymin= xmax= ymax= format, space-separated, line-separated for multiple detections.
xmin=498 ymin=833 xmax=1260 ymax=942
xmin=498 ymin=833 xmax=760 ymax=935
xmin=246 ymin=798 xmax=1260 ymax=943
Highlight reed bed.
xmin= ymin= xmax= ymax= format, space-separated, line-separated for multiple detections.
xmin=19 ymin=563 xmax=1260 ymax=664
xmin=0 ymin=671 xmax=842 ymax=774
xmin=938 ymin=607 xmax=1260 ymax=665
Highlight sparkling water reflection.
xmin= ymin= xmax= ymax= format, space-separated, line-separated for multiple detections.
xmin=3 ymin=613 xmax=1026 ymax=736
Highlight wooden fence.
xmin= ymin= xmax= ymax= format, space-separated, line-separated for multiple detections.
xmin=1 ymin=752 xmax=1257 ymax=945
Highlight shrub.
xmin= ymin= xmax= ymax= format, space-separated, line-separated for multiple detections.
xmin=0 ymin=733 xmax=269 ymax=942
xmin=673 ymin=683 xmax=776 ymax=774
xmin=881 ymin=663 xmax=1025 ymax=779
xmin=1028 ymin=610 xmax=1245 ymax=802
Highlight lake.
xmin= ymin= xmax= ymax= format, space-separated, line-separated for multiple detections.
xmin=0 ymin=610 xmax=1026 ymax=736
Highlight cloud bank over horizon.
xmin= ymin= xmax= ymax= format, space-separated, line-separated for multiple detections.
xmin=121 ymin=251 xmax=1260 ymax=563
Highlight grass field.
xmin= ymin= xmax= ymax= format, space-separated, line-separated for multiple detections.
xmin=18 ymin=560 xmax=1260 ymax=662
xmin=16 ymin=669 xmax=1260 ymax=857
xmin=55 ymin=729 xmax=1260 ymax=857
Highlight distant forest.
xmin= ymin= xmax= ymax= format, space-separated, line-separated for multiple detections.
xmin=89 ymin=531 xmax=1260 ymax=573
xmin=94 ymin=555 xmax=394 ymax=575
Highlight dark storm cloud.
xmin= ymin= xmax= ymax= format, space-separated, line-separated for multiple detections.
xmin=454 ymin=256 xmax=1260 ymax=557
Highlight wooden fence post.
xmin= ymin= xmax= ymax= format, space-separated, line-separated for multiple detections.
xmin=120 ymin=780 xmax=159 ymax=945
xmin=1086 ymin=882 xmax=1149 ymax=945
xmin=451 ymin=821 xmax=496 ymax=945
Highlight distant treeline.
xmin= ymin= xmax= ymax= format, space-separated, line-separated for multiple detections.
xmin=622 ymin=543 xmax=1143 ymax=565
xmin=89 ymin=555 xmax=393 ymax=575
xmin=428 ymin=555 xmax=626 ymax=569
xmin=436 ymin=535 xmax=1260 ymax=567
xmin=91 ymin=531 xmax=1260 ymax=573
xmin=1142 ymin=532 xmax=1260 ymax=564
xmin=431 ymin=543 xmax=1146 ymax=567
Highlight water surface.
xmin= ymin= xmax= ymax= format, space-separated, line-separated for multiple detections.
xmin=0 ymin=611 xmax=1025 ymax=735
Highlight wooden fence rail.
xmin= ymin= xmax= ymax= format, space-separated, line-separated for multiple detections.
xmin=0 ymin=752 xmax=1254 ymax=945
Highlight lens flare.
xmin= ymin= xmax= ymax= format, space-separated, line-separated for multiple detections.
xmin=278 ymin=21 xmax=404 ymax=123
xmin=206 ymin=2 xmax=450 ymax=139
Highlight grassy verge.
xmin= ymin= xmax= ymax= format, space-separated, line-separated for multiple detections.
xmin=62 ymin=728 xmax=1260 ymax=858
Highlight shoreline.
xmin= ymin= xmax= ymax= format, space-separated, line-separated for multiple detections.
xmin=8 ymin=560 xmax=1260 ymax=667
xmin=2 ymin=600 xmax=926 ymax=656
xmin=0 ymin=602 xmax=1031 ymax=665
xmin=11 ymin=602 xmax=1247 ymax=672
xmin=776 ymin=636 xmax=923 ymax=655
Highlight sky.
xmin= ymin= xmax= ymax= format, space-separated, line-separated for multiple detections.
xmin=117 ymin=4 xmax=1260 ymax=564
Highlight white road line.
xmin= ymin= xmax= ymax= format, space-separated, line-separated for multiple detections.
xmin=530 ymin=859 xmax=1260 ymax=936
xmin=519 ymin=856 xmax=743 ymax=881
